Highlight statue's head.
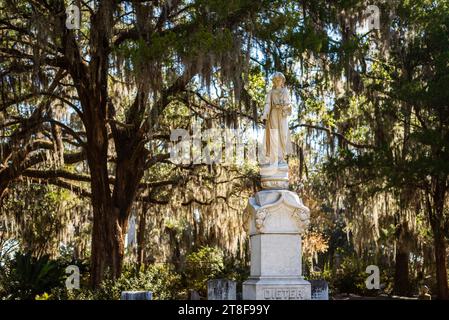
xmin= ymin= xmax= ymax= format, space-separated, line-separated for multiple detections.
xmin=272 ymin=72 xmax=286 ymax=88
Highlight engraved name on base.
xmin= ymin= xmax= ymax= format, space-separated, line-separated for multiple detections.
xmin=262 ymin=287 xmax=307 ymax=300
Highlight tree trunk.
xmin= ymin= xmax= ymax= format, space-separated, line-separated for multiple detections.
xmin=393 ymin=248 xmax=410 ymax=296
xmin=136 ymin=202 xmax=149 ymax=267
xmin=427 ymin=177 xmax=449 ymax=300
xmin=81 ymin=0 xmax=120 ymax=288
xmin=86 ymin=113 xmax=125 ymax=287
xmin=89 ymin=190 xmax=125 ymax=287
xmin=0 ymin=179 xmax=9 ymax=202
xmin=88 ymin=134 xmax=146 ymax=287
xmin=434 ymin=233 xmax=448 ymax=299
xmin=83 ymin=89 xmax=146 ymax=288
xmin=393 ymin=215 xmax=411 ymax=296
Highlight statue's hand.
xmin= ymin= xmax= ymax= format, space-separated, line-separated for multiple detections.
xmin=281 ymin=105 xmax=292 ymax=117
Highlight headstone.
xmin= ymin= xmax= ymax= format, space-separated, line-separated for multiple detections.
xmin=120 ymin=291 xmax=152 ymax=300
xmin=207 ymin=279 xmax=237 ymax=300
xmin=310 ymin=280 xmax=329 ymax=300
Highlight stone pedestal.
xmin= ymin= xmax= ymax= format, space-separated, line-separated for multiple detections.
xmin=242 ymin=188 xmax=311 ymax=300
xmin=260 ymin=163 xmax=289 ymax=189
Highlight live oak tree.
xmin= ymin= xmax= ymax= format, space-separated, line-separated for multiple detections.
xmin=1 ymin=0 xmax=276 ymax=287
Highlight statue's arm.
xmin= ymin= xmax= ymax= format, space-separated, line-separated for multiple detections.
xmin=261 ymin=91 xmax=271 ymax=121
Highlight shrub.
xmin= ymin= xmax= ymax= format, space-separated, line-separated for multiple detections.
xmin=49 ymin=263 xmax=182 ymax=300
xmin=184 ymin=246 xmax=224 ymax=296
xmin=331 ymin=256 xmax=391 ymax=297
xmin=0 ymin=252 xmax=65 ymax=300
xmin=333 ymin=256 xmax=365 ymax=295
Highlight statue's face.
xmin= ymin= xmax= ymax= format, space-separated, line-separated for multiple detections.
xmin=272 ymin=76 xmax=284 ymax=88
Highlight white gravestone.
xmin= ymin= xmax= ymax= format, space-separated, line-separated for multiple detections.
xmin=120 ymin=291 xmax=152 ymax=300
xmin=310 ymin=280 xmax=329 ymax=300
xmin=207 ymin=279 xmax=237 ymax=300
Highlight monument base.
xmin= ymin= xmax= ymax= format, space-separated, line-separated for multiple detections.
xmin=260 ymin=163 xmax=289 ymax=189
xmin=243 ymin=277 xmax=311 ymax=300
xmin=242 ymin=188 xmax=311 ymax=300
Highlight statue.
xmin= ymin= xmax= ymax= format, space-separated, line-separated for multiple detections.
xmin=243 ymin=72 xmax=311 ymax=300
xmin=261 ymin=72 xmax=293 ymax=166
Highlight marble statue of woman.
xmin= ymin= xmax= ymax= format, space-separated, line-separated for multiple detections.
xmin=261 ymin=72 xmax=293 ymax=166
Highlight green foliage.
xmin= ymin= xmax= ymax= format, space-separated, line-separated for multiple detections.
xmin=0 ymin=252 xmax=65 ymax=300
xmin=331 ymin=255 xmax=393 ymax=297
xmin=48 ymin=264 xmax=182 ymax=300
xmin=219 ymin=255 xmax=250 ymax=292
xmin=96 ymin=264 xmax=182 ymax=300
xmin=34 ymin=292 xmax=51 ymax=300
xmin=333 ymin=256 xmax=367 ymax=295
xmin=1 ymin=184 xmax=78 ymax=257
xmin=184 ymin=246 xmax=224 ymax=295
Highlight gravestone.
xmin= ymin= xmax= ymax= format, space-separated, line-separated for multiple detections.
xmin=120 ymin=291 xmax=152 ymax=300
xmin=310 ymin=280 xmax=329 ymax=300
xmin=207 ymin=279 xmax=236 ymax=300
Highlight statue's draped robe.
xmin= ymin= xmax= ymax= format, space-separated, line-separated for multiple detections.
xmin=262 ymin=87 xmax=293 ymax=163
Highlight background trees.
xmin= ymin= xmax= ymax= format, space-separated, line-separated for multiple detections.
xmin=317 ymin=0 xmax=449 ymax=298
